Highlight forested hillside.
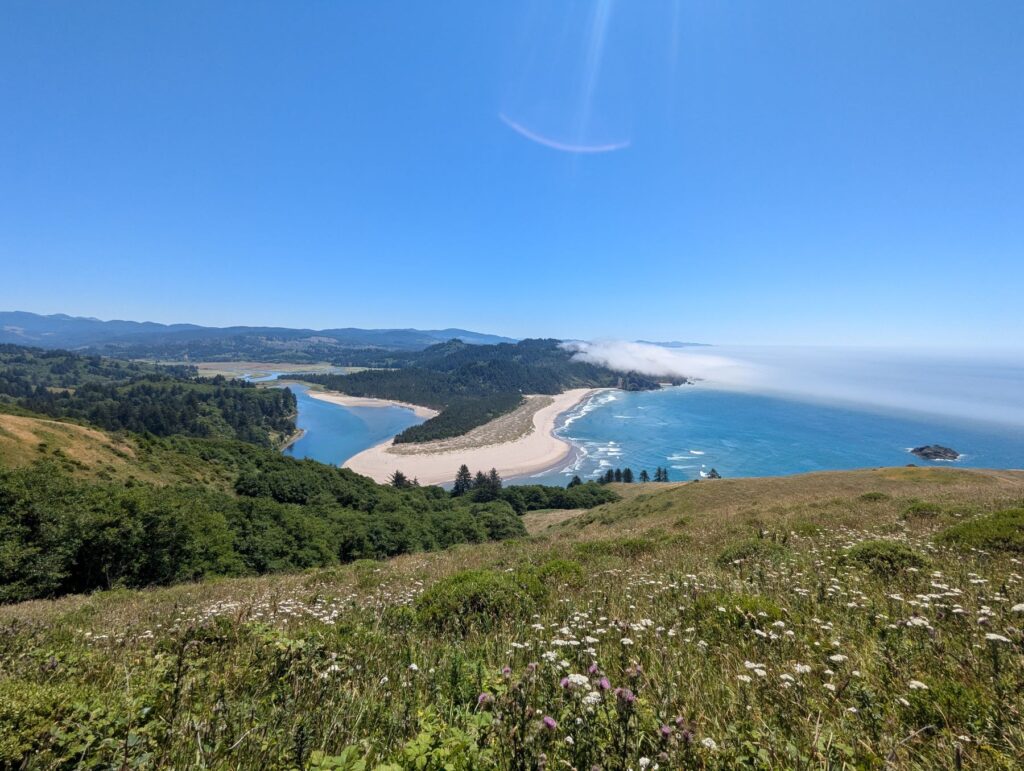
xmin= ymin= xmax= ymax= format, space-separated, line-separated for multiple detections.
xmin=303 ymin=338 xmax=680 ymax=442
xmin=0 ymin=413 xmax=617 ymax=604
xmin=0 ymin=344 xmax=296 ymax=446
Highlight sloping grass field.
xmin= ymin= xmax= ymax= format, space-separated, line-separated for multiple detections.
xmin=2 ymin=467 xmax=1023 ymax=768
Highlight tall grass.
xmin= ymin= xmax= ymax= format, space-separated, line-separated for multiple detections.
xmin=1 ymin=468 xmax=1022 ymax=768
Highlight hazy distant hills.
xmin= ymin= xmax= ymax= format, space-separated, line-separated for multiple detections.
xmin=0 ymin=311 xmax=515 ymax=360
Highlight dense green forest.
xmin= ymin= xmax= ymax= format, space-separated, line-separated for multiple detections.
xmin=0 ymin=423 xmax=617 ymax=603
xmin=0 ymin=344 xmax=296 ymax=446
xmin=394 ymin=393 xmax=525 ymax=444
xmin=303 ymin=339 xmax=679 ymax=442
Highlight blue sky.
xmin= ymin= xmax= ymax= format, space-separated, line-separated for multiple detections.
xmin=2 ymin=1 xmax=1022 ymax=345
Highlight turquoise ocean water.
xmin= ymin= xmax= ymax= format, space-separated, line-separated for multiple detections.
xmin=518 ymin=384 xmax=1024 ymax=486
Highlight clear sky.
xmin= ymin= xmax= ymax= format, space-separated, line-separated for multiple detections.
xmin=2 ymin=1 xmax=1022 ymax=345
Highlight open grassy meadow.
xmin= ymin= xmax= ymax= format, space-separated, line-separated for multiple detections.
xmin=2 ymin=466 xmax=1022 ymax=768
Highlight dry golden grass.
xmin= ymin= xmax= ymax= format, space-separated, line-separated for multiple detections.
xmin=0 ymin=413 xmax=140 ymax=479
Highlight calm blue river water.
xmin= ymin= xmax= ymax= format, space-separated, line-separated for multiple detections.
xmin=282 ymin=384 xmax=424 ymax=465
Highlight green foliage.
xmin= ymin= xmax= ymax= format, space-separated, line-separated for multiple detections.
xmin=415 ymin=569 xmax=547 ymax=634
xmin=395 ymin=394 xmax=525 ymax=444
xmin=498 ymin=482 xmax=618 ymax=514
xmin=938 ymin=508 xmax=1024 ymax=552
xmin=715 ymin=538 xmax=789 ymax=567
xmin=902 ymin=500 xmax=943 ymax=519
xmin=573 ymin=536 xmax=657 ymax=560
xmin=843 ymin=539 xmax=929 ymax=575
xmin=536 ymin=558 xmax=584 ymax=587
xmin=0 ymin=344 xmax=296 ymax=446
xmin=858 ymin=491 xmax=889 ymax=502
xmin=0 ymin=448 xmax=533 ymax=603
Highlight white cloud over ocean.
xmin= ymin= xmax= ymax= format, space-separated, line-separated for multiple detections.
xmin=563 ymin=340 xmax=1024 ymax=428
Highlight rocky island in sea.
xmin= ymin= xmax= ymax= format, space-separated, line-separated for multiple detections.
xmin=910 ymin=444 xmax=961 ymax=461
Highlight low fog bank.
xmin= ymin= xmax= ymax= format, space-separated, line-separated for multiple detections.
xmin=564 ymin=341 xmax=1024 ymax=429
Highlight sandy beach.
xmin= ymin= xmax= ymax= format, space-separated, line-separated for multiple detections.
xmin=343 ymin=388 xmax=600 ymax=485
xmin=306 ymin=389 xmax=440 ymax=420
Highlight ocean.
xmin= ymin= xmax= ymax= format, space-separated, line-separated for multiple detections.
xmin=519 ymin=383 xmax=1024 ymax=486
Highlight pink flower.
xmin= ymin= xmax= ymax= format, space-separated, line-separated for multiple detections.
xmin=599 ymin=677 xmax=611 ymax=690
xmin=542 ymin=715 xmax=558 ymax=731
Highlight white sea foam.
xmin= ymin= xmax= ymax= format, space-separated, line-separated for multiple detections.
xmin=689 ymin=450 xmax=705 ymax=455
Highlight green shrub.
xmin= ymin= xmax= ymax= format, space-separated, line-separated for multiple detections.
xmin=843 ymin=540 xmax=929 ymax=575
xmin=715 ymin=538 xmax=789 ymax=567
xmin=573 ymin=537 xmax=656 ymax=560
xmin=937 ymin=508 xmax=1024 ymax=552
xmin=536 ymin=558 xmax=584 ymax=587
xmin=415 ymin=569 xmax=546 ymax=634
xmin=902 ymin=500 xmax=943 ymax=519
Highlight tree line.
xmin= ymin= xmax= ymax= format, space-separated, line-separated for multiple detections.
xmin=0 ymin=344 xmax=296 ymax=447
xmin=589 ymin=467 xmax=673 ymax=484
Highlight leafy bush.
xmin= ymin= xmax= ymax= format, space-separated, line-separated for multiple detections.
xmin=536 ymin=558 xmax=584 ymax=587
xmin=415 ymin=569 xmax=546 ymax=634
xmin=715 ymin=538 xmax=789 ymax=567
xmin=902 ymin=500 xmax=943 ymax=519
xmin=938 ymin=508 xmax=1024 ymax=552
xmin=573 ymin=537 xmax=657 ymax=560
xmin=843 ymin=540 xmax=929 ymax=575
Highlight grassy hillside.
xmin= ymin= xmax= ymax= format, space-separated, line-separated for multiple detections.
xmin=2 ymin=467 xmax=1022 ymax=767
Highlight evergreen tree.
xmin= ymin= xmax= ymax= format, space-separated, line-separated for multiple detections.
xmin=452 ymin=464 xmax=473 ymax=496
xmin=567 ymin=475 xmax=583 ymax=488
xmin=603 ymin=469 xmax=615 ymax=484
xmin=622 ymin=468 xmax=634 ymax=483
xmin=389 ymin=470 xmax=409 ymax=488
xmin=613 ymin=468 xmax=623 ymax=483
xmin=474 ymin=470 xmax=488 ymax=489
xmin=639 ymin=469 xmax=650 ymax=483
xmin=662 ymin=467 xmax=670 ymax=482
xmin=487 ymin=467 xmax=502 ymax=491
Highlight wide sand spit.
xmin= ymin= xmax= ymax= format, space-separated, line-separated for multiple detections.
xmin=307 ymin=388 xmax=603 ymax=485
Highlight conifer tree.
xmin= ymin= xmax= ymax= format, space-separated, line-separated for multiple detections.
xmin=613 ymin=468 xmax=623 ymax=483
xmin=567 ymin=475 xmax=582 ymax=488
xmin=389 ymin=470 xmax=409 ymax=488
xmin=622 ymin=468 xmax=634 ymax=483
xmin=639 ymin=469 xmax=650 ymax=483
xmin=452 ymin=464 xmax=473 ymax=496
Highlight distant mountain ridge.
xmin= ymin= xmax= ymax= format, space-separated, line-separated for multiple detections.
xmin=0 ymin=311 xmax=515 ymax=358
